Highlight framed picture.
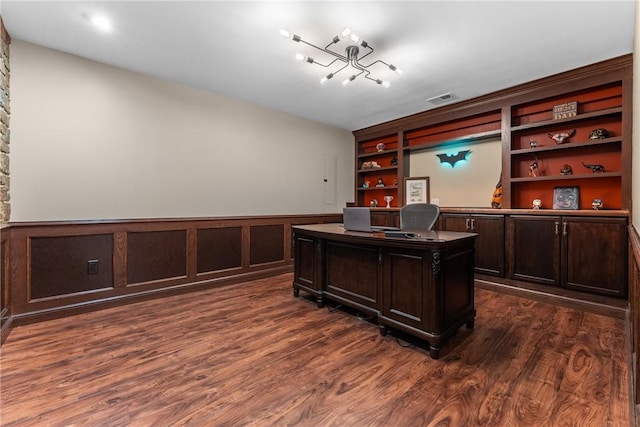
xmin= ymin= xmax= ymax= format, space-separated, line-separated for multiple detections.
xmin=553 ymin=186 xmax=579 ymax=210
xmin=404 ymin=176 xmax=430 ymax=205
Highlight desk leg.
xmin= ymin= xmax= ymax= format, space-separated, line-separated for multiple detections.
xmin=316 ymin=296 xmax=324 ymax=308
xmin=293 ymin=287 xmax=299 ymax=297
xmin=466 ymin=319 xmax=475 ymax=329
xmin=429 ymin=344 xmax=441 ymax=360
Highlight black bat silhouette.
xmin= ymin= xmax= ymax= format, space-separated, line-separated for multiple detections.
xmin=436 ymin=150 xmax=471 ymax=167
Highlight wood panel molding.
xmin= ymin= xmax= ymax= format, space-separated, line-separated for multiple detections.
xmin=628 ymin=224 xmax=640 ymax=404
xmin=0 ymin=214 xmax=341 ymax=336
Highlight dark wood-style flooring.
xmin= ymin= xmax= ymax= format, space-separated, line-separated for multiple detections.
xmin=1 ymin=273 xmax=633 ymax=426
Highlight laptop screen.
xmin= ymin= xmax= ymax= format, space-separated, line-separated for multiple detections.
xmin=342 ymin=207 xmax=373 ymax=232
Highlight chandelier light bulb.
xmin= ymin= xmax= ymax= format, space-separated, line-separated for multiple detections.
xmin=340 ymin=27 xmax=351 ymax=38
xmin=389 ymin=64 xmax=403 ymax=75
xmin=320 ymin=73 xmax=334 ymax=84
xmin=350 ymin=33 xmax=360 ymax=43
xmin=279 ymin=28 xmax=291 ymax=38
xmin=342 ymin=75 xmax=356 ymax=86
xmin=295 ymin=53 xmax=305 ymax=61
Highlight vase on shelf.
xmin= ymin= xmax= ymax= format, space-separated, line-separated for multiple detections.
xmin=383 ymin=195 xmax=394 ymax=208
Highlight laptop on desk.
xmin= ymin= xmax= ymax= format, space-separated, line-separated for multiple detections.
xmin=342 ymin=207 xmax=400 ymax=232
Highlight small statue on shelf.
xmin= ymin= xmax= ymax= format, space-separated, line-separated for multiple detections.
xmin=529 ymin=140 xmax=538 ymax=148
xmin=376 ymin=177 xmax=385 ymax=187
xmin=376 ymin=142 xmax=386 ymax=152
xmin=592 ymin=198 xmax=604 ymax=210
xmin=582 ymin=161 xmax=606 ymax=173
xmin=532 ymin=199 xmax=542 ymax=210
xmin=560 ymin=164 xmax=573 ymax=175
xmin=370 ymin=199 xmax=378 ymax=208
xmin=362 ymin=180 xmax=370 ymax=188
xmin=589 ymin=128 xmax=610 ymax=140
xmin=390 ymin=155 xmax=398 ymax=166
xmin=529 ymin=156 xmax=540 ymax=177
xmin=548 ymin=129 xmax=576 ymax=144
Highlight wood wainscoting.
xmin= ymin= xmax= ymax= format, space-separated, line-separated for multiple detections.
xmin=630 ymin=225 xmax=640 ymax=408
xmin=0 ymin=214 xmax=341 ymax=342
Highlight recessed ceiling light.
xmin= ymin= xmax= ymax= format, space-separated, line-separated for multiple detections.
xmin=82 ymin=12 xmax=111 ymax=32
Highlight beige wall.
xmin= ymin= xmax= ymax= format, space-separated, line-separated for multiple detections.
xmin=409 ymin=139 xmax=502 ymax=207
xmin=9 ymin=41 xmax=354 ymax=221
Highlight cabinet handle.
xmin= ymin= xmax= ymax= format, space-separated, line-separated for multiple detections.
xmin=470 ymin=218 xmax=475 ymax=231
xmin=465 ymin=218 xmax=470 ymax=231
xmin=562 ymin=222 xmax=568 ymax=236
xmin=554 ymin=222 xmax=560 ymax=236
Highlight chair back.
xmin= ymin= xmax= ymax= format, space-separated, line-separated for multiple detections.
xmin=400 ymin=203 xmax=440 ymax=230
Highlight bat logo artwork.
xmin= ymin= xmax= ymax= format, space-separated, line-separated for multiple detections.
xmin=436 ymin=150 xmax=471 ymax=167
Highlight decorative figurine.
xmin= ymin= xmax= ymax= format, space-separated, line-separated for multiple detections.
xmin=392 ymin=179 xmax=398 ymax=186
xmin=589 ymin=128 xmax=610 ymax=140
xmin=383 ymin=195 xmax=394 ymax=208
xmin=560 ymin=164 xmax=573 ymax=175
xmin=362 ymin=180 xmax=370 ymax=188
xmin=376 ymin=177 xmax=385 ymax=187
xmin=390 ymin=155 xmax=398 ymax=166
xmin=532 ymin=199 xmax=542 ymax=210
xmin=529 ymin=140 xmax=537 ymax=148
xmin=376 ymin=142 xmax=386 ymax=152
xmin=592 ymin=198 xmax=604 ymax=210
xmin=582 ymin=161 xmax=606 ymax=173
xmin=529 ymin=155 xmax=539 ymax=177
xmin=362 ymin=161 xmax=381 ymax=169
xmin=370 ymin=199 xmax=378 ymax=208
xmin=548 ymin=129 xmax=576 ymax=144
xmin=491 ymin=176 xmax=502 ymax=209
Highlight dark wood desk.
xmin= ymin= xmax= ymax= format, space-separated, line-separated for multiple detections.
xmin=292 ymin=223 xmax=477 ymax=359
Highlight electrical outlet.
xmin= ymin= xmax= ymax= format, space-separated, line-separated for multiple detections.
xmin=87 ymin=260 xmax=99 ymax=275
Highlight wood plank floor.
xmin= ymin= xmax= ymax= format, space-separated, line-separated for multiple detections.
xmin=1 ymin=273 xmax=633 ymax=426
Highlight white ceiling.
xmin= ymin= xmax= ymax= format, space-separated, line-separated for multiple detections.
xmin=1 ymin=1 xmax=635 ymax=131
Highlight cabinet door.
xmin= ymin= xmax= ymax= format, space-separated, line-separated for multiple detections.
xmin=440 ymin=213 xmax=469 ymax=233
xmin=381 ymin=249 xmax=430 ymax=331
xmin=293 ymin=234 xmax=321 ymax=292
xmin=510 ymin=215 xmax=561 ymax=286
xmin=563 ymin=217 xmax=628 ymax=297
xmin=471 ymin=215 xmax=505 ymax=277
xmin=441 ymin=213 xmax=505 ymax=277
xmin=325 ymin=241 xmax=381 ymax=311
xmin=371 ymin=211 xmax=391 ymax=227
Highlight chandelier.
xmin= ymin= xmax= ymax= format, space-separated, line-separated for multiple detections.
xmin=280 ymin=27 xmax=402 ymax=87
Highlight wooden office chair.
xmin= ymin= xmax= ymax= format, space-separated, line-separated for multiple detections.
xmin=400 ymin=203 xmax=440 ymax=230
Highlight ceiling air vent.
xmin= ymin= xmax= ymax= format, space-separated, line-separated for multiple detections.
xmin=426 ymin=92 xmax=457 ymax=105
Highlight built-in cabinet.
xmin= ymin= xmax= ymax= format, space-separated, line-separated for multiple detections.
xmin=439 ymin=213 xmax=505 ymax=277
xmin=509 ymin=215 xmax=627 ymax=297
xmin=352 ymin=54 xmax=632 ymax=304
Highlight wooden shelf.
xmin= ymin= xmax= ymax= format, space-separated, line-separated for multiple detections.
xmin=510 ymin=137 xmax=622 ymax=156
xmin=511 ymin=107 xmax=622 ymax=132
xmin=511 ymin=172 xmax=622 ymax=183
xmin=357 ymin=166 xmax=397 ymax=173
xmin=357 ymin=185 xmax=398 ymax=191
xmin=403 ymin=129 xmax=501 ymax=152
xmin=357 ymin=149 xmax=398 ymax=159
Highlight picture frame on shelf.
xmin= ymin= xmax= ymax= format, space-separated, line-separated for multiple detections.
xmin=404 ymin=176 xmax=430 ymax=205
xmin=553 ymin=186 xmax=579 ymax=210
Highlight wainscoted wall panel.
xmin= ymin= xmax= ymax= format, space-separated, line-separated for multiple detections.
xmin=1 ymin=230 xmax=9 ymax=343
xmin=250 ymin=224 xmax=284 ymax=266
xmin=197 ymin=226 xmax=242 ymax=274
xmin=629 ymin=225 xmax=640 ymax=404
xmin=127 ymin=230 xmax=187 ymax=284
xmin=1 ymin=214 xmax=341 ymax=331
xmin=30 ymin=234 xmax=114 ymax=299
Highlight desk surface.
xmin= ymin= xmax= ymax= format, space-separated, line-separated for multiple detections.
xmin=293 ymin=223 xmax=477 ymax=246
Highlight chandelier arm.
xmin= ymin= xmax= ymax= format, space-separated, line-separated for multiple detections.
xmin=354 ymin=45 xmax=375 ymax=64
xmin=357 ymin=58 xmax=386 ymax=69
xmin=299 ymin=39 xmax=347 ymax=62
xmin=312 ymin=57 xmax=345 ymax=68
